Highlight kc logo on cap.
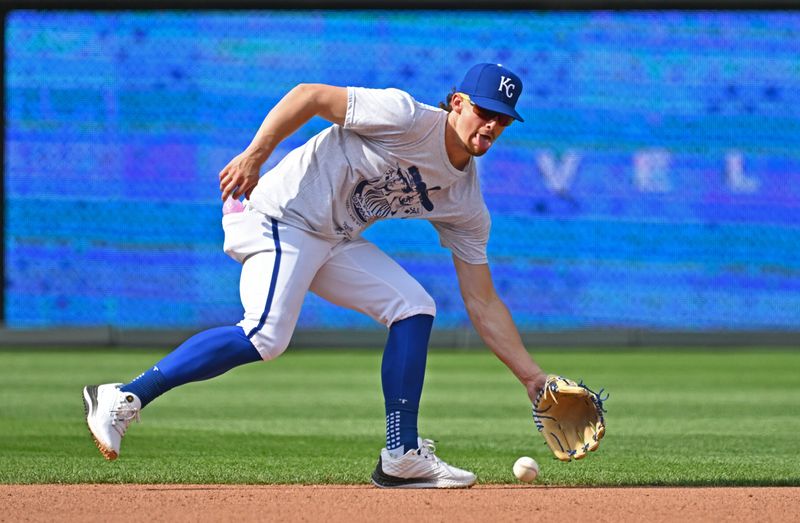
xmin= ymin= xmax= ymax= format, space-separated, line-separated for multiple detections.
xmin=498 ymin=76 xmax=516 ymax=98
xmin=458 ymin=63 xmax=524 ymax=122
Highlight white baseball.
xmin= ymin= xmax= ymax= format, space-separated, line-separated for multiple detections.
xmin=513 ymin=456 xmax=539 ymax=482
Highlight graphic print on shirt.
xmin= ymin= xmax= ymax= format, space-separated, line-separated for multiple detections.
xmin=346 ymin=164 xmax=442 ymax=226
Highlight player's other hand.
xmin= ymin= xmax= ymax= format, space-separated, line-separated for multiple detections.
xmin=219 ymin=150 xmax=264 ymax=201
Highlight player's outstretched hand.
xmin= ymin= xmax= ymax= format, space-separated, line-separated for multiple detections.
xmin=219 ymin=150 xmax=263 ymax=201
xmin=531 ymin=375 xmax=607 ymax=462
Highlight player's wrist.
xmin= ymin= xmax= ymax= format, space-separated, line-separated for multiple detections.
xmin=243 ymin=144 xmax=271 ymax=164
xmin=523 ymin=372 xmax=548 ymax=403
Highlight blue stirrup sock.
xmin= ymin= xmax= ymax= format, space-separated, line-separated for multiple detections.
xmin=381 ymin=314 xmax=433 ymax=457
xmin=121 ymin=326 xmax=262 ymax=408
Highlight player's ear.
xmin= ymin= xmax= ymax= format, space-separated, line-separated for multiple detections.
xmin=451 ymin=93 xmax=466 ymax=115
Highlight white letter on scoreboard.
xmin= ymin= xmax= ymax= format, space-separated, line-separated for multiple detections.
xmin=726 ymin=150 xmax=760 ymax=193
xmin=536 ymin=151 xmax=582 ymax=194
xmin=633 ymin=149 xmax=672 ymax=193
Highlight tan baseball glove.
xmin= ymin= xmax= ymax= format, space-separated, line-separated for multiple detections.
xmin=532 ymin=375 xmax=607 ymax=461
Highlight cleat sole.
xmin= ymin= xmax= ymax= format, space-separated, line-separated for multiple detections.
xmin=83 ymin=386 xmax=118 ymax=461
xmin=370 ymin=456 xmax=476 ymax=489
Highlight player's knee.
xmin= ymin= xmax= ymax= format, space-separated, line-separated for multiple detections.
xmin=271 ymin=331 xmax=294 ymax=359
xmin=247 ymin=329 xmax=293 ymax=361
xmin=386 ymin=287 xmax=436 ymax=325
xmin=415 ymin=289 xmax=436 ymax=315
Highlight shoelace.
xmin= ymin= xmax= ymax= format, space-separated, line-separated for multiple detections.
xmin=416 ymin=439 xmax=441 ymax=463
xmin=110 ymin=401 xmax=140 ymax=437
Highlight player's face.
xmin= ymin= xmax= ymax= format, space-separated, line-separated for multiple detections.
xmin=452 ymin=94 xmax=511 ymax=157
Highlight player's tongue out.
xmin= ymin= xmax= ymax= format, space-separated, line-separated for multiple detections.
xmin=474 ymin=133 xmax=493 ymax=153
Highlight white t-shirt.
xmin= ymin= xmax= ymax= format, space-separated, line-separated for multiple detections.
xmin=248 ymin=87 xmax=491 ymax=264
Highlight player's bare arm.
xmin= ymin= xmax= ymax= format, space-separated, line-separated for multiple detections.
xmin=452 ymin=255 xmax=547 ymax=402
xmin=219 ymin=83 xmax=348 ymax=200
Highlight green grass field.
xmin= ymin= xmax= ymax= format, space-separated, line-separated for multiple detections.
xmin=1 ymin=346 xmax=799 ymax=486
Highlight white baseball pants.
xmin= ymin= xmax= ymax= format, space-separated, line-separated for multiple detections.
xmin=222 ymin=207 xmax=436 ymax=360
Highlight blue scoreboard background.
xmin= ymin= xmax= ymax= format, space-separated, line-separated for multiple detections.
xmin=5 ymin=11 xmax=800 ymax=331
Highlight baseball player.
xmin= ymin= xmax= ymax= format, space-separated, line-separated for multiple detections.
xmin=83 ymin=63 xmax=550 ymax=488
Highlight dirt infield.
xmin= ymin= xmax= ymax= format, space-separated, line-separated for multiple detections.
xmin=2 ymin=485 xmax=797 ymax=522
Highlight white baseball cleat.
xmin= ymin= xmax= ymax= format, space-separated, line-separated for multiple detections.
xmin=371 ymin=438 xmax=477 ymax=489
xmin=82 ymin=383 xmax=141 ymax=461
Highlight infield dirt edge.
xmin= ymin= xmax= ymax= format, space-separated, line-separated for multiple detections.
xmin=3 ymin=484 xmax=797 ymax=522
